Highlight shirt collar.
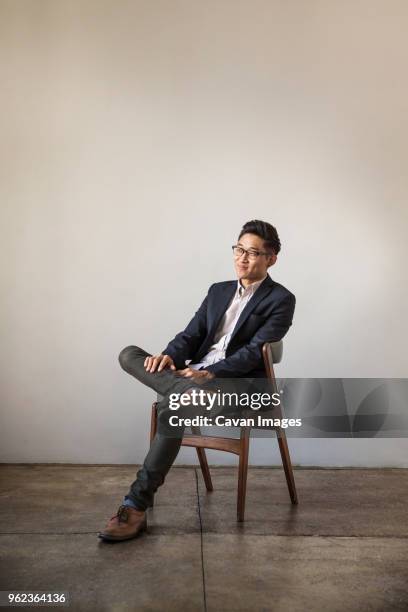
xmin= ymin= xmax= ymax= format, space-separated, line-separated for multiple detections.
xmin=237 ymin=275 xmax=267 ymax=297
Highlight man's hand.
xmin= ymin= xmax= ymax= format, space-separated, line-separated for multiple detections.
xmin=144 ymin=354 xmax=176 ymax=373
xmin=175 ymin=367 xmax=215 ymax=383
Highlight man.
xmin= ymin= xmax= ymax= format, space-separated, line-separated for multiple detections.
xmin=98 ymin=220 xmax=296 ymax=541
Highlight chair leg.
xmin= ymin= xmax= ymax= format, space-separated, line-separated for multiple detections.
xmin=237 ymin=427 xmax=250 ymax=522
xmin=277 ymin=428 xmax=298 ymax=504
xmin=191 ymin=425 xmax=213 ymax=491
xmin=196 ymin=448 xmax=214 ymax=492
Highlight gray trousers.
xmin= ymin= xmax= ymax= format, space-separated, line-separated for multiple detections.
xmin=118 ymin=345 xmax=215 ymax=511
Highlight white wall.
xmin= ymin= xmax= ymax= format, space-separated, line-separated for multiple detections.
xmin=1 ymin=0 xmax=407 ymax=465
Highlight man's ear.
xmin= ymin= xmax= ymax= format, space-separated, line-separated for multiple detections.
xmin=267 ymin=253 xmax=277 ymax=267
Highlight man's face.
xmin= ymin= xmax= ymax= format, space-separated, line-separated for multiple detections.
xmin=233 ymin=233 xmax=277 ymax=284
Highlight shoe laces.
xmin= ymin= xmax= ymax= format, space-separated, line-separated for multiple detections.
xmin=110 ymin=504 xmax=129 ymax=523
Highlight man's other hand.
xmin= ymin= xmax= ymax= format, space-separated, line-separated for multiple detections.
xmin=144 ymin=354 xmax=176 ymax=373
xmin=175 ymin=367 xmax=215 ymax=383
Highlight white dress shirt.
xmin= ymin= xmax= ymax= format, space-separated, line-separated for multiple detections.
xmin=189 ymin=276 xmax=267 ymax=371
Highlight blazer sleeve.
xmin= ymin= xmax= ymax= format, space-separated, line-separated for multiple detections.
xmin=204 ymin=293 xmax=296 ymax=378
xmin=161 ymin=285 xmax=214 ymax=370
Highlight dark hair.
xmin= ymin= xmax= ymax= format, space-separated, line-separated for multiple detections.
xmin=238 ymin=220 xmax=281 ymax=255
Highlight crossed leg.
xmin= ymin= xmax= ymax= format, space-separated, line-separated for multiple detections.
xmin=118 ymin=345 xmax=207 ymax=510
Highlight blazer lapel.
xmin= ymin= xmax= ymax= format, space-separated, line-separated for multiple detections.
xmin=229 ymin=274 xmax=275 ymax=344
xmin=195 ymin=282 xmax=237 ymax=361
xmin=207 ymin=281 xmax=237 ymax=338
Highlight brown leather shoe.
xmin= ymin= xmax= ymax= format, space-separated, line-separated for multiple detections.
xmin=98 ymin=505 xmax=147 ymax=542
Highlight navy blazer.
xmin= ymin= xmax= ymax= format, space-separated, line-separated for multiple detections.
xmin=162 ymin=274 xmax=296 ymax=378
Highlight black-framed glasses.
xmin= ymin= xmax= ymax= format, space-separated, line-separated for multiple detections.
xmin=231 ymin=245 xmax=270 ymax=261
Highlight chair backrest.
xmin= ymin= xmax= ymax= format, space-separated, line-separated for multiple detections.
xmin=262 ymin=341 xmax=283 ymax=388
xmin=263 ymin=340 xmax=283 ymax=366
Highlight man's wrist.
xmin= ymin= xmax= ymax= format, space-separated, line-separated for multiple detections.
xmin=204 ymin=365 xmax=217 ymax=377
xmin=202 ymin=370 xmax=215 ymax=380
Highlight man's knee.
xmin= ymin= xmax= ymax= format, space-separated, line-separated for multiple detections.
xmin=118 ymin=345 xmax=149 ymax=371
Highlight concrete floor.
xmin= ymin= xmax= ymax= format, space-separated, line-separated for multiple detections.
xmin=0 ymin=464 xmax=407 ymax=611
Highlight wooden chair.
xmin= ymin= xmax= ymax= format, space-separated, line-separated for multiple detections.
xmin=149 ymin=341 xmax=298 ymax=521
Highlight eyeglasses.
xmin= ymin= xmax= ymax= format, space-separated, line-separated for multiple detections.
xmin=231 ymin=245 xmax=271 ymax=261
